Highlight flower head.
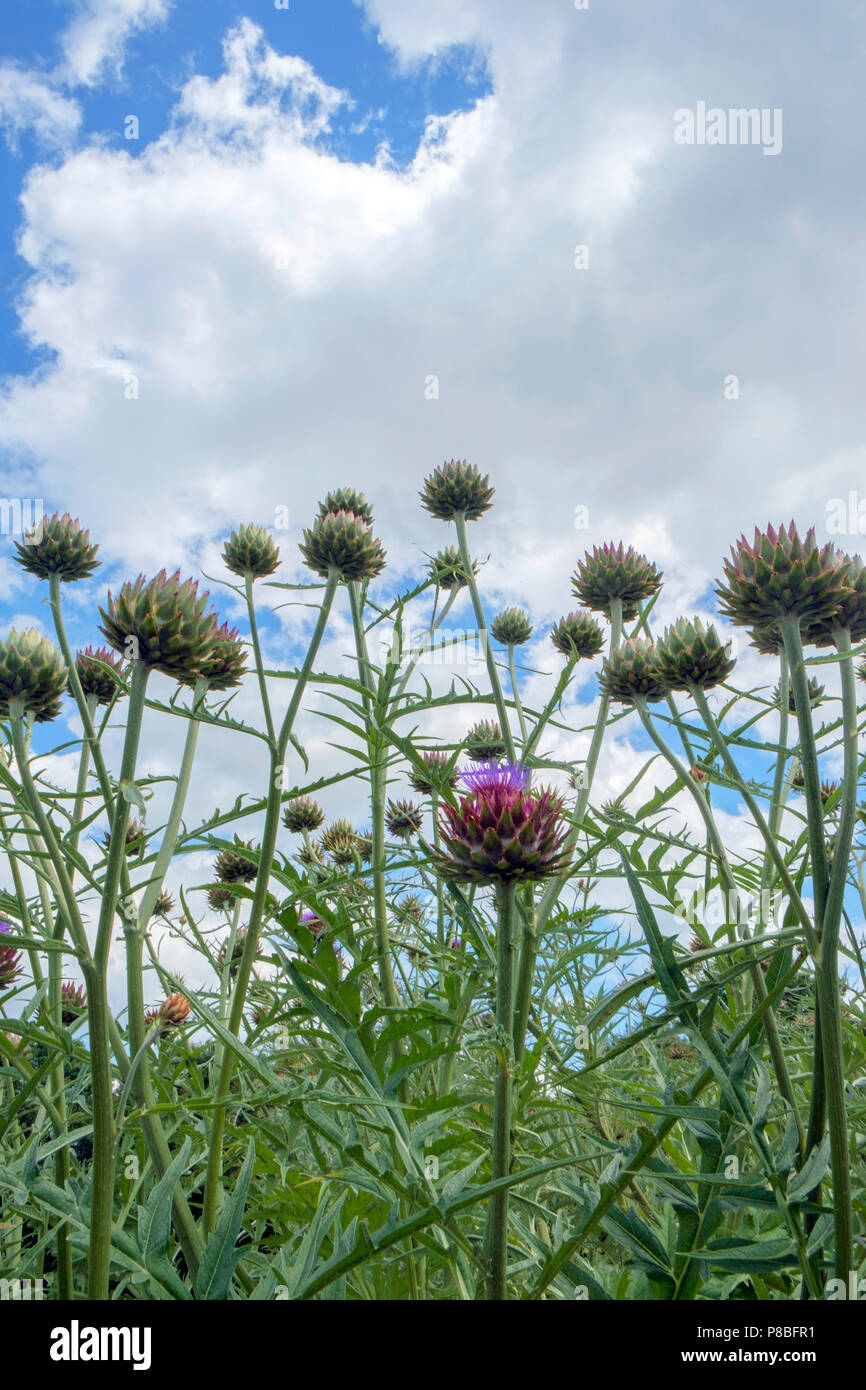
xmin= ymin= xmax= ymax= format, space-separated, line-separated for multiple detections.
xmin=572 ymin=543 xmax=662 ymax=618
xmin=13 ymin=512 xmax=100 ymax=582
xmin=73 ymin=646 xmax=126 ymax=705
xmin=434 ymin=763 xmax=569 ymax=883
xmin=214 ymin=840 xmax=258 ymax=884
xmin=0 ymin=923 xmax=22 ymax=989
xmin=151 ymin=891 xmax=175 ymax=920
xmin=99 ymin=570 xmax=226 ymax=682
xmin=716 ymin=523 xmax=850 ymax=630
xmin=0 ymin=628 xmax=68 ymax=723
xmin=491 ymin=607 xmax=532 ymax=646
xmin=655 ymin=617 xmax=736 ymax=691
xmin=550 ymin=610 xmax=605 ymax=659
xmin=428 ymin=547 xmax=476 ymax=590
xmin=385 ymin=799 xmax=424 ymax=839
xmin=465 ymin=719 xmax=506 ymax=762
xmin=409 ymin=750 xmax=459 ymax=796
xmin=102 ymin=818 xmax=146 ymax=859
xmin=147 ymin=993 xmax=190 ymax=1030
xmin=282 ymin=796 xmax=325 ymax=833
xmin=599 ymin=638 xmax=670 ymax=704
xmin=60 ymin=981 xmax=87 ymax=1025
xmin=420 ymin=460 xmax=494 ymax=521
xmin=299 ymin=510 xmax=386 ymax=582
xmin=222 ymin=524 xmax=281 ymax=580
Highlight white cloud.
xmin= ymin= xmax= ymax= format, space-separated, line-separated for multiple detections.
xmin=0 ymin=65 xmax=81 ymax=151
xmin=60 ymin=0 xmax=172 ymax=87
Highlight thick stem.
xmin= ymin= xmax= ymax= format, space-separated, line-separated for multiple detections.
xmin=87 ymin=657 xmax=150 ymax=1299
xmin=485 ymin=879 xmax=517 ymax=1299
xmin=780 ymin=618 xmax=830 ymax=1182
xmin=348 ymin=582 xmax=400 ymax=1011
xmin=811 ymin=627 xmax=856 ymax=1280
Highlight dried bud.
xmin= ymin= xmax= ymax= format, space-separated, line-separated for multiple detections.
xmin=282 ymin=796 xmax=325 ymax=833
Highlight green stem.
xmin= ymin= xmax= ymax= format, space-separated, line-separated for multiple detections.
xmin=202 ymin=570 xmax=339 ymax=1236
xmin=485 ymin=879 xmax=517 ymax=1299
xmin=507 ymin=645 xmax=529 ymax=750
xmin=780 ymin=617 xmax=830 ymax=1185
xmin=348 ymin=582 xmax=400 ymax=1011
xmin=245 ymin=573 xmax=276 ymax=745
xmin=812 ymin=627 xmax=856 ymax=1280
xmin=639 ymin=691 xmax=802 ymax=1133
xmin=453 ymin=512 xmax=516 ymax=762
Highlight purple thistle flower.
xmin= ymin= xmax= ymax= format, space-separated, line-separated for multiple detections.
xmin=0 ymin=922 xmax=22 ymax=988
xmin=458 ymin=759 xmax=531 ymax=796
xmin=434 ymin=761 xmax=570 ymax=883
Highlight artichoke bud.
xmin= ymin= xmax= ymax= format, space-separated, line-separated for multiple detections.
xmin=0 ymin=628 xmax=68 ymax=723
xmin=222 ymin=523 xmax=281 ymax=579
xmin=13 ymin=512 xmax=99 ymax=582
xmin=299 ymin=510 xmax=386 ymax=582
xmin=491 ymin=607 xmax=532 ymax=646
xmin=599 ymin=637 xmax=670 ymax=704
xmin=419 ymin=459 xmax=494 ymax=521
xmin=550 ymin=610 xmax=605 ymax=659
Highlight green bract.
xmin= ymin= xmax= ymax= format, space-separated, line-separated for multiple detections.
xmin=599 ymin=637 xmax=670 ymax=704
xmin=655 ymin=617 xmax=736 ymax=691
xmin=716 ymin=523 xmax=850 ymax=630
xmin=420 ymin=460 xmax=495 ymax=521
xmin=99 ymin=570 xmax=225 ymax=681
xmin=318 ymin=488 xmax=374 ymax=525
xmin=550 ymin=610 xmax=605 ymax=659
xmin=0 ymin=628 xmax=68 ymax=723
xmin=572 ymin=542 xmax=662 ymax=617
xmin=13 ymin=512 xmax=100 ymax=583
xmin=491 ymin=607 xmax=532 ymax=646
xmin=299 ymin=510 xmax=386 ymax=582
xmin=222 ymin=524 xmax=281 ymax=579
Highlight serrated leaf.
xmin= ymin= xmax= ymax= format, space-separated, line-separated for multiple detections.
xmin=196 ymin=1137 xmax=255 ymax=1300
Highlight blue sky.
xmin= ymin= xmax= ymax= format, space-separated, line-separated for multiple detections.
xmin=0 ymin=0 xmax=490 ymax=377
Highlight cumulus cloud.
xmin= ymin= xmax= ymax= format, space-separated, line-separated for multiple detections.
xmin=60 ymin=0 xmax=173 ymax=87
xmin=0 ymin=65 xmax=81 ymax=151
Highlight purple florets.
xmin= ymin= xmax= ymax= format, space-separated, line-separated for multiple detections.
xmin=457 ymin=759 xmax=531 ymax=797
